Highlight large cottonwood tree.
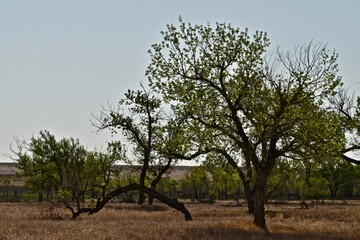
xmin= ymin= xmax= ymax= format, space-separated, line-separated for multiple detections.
xmin=146 ymin=19 xmax=343 ymax=230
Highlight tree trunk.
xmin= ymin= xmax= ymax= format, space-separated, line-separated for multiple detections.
xmin=148 ymin=194 xmax=154 ymax=205
xmin=330 ymin=189 xmax=336 ymax=199
xmin=219 ymin=150 xmax=255 ymax=212
xmin=138 ymin=162 xmax=149 ymax=205
xmin=148 ymin=168 xmax=166 ymax=205
xmin=242 ymin=181 xmax=254 ymax=214
xmin=38 ymin=191 xmax=43 ymax=202
xmin=148 ymin=183 xmax=157 ymax=205
xmin=193 ymin=184 xmax=199 ymax=201
xmin=138 ymin=190 xmax=145 ymax=205
xmin=224 ymin=185 xmax=229 ymax=200
xmin=253 ymin=172 xmax=268 ymax=231
xmin=138 ymin=178 xmax=146 ymax=204
xmin=329 ymin=184 xmax=338 ymax=199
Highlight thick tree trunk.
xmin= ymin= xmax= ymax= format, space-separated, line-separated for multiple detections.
xmin=253 ymin=191 xmax=266 ymax=230
xmin=243 ymin=181 xmax=254 ymax=214
xmin=253 ymin=173 xmax=268 ymax=231
xmin=138 ymin=179 xmax=146 ymax=204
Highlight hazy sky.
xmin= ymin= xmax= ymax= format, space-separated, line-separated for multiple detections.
xmin=1 ymin=0 xmax=359 ymax=162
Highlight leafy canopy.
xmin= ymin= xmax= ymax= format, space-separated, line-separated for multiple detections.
xmin=146 ymin=19 xmax=343 ymax=172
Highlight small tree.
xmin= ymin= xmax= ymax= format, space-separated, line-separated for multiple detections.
xmin=202 ymin=156 xmax=242 ymax=201
xmin=266 ymin=159 xmax=298 ymax=200
xmin=12 ymin=130 xmax=120 ymax=218
xmin=156 ymin=177 xmax=179 ymax=198
xmin=319 ymin=158 xmax=353 ymax=198
xmin=181 ymin=166 xmax=211 ymax=201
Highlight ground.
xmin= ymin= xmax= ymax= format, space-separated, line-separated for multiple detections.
xmin=0 ymin=200 xmax=359 ymax=239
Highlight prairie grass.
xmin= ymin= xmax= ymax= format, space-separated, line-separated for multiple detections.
xmin=0 ymin=200 xmax=359 ymax=239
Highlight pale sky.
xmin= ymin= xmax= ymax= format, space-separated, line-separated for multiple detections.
xmin=1 ymin=0 xmax=359 ymax=162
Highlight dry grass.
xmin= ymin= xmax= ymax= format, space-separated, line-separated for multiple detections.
xmin=0 ymin=200 xmax=359 ymax=240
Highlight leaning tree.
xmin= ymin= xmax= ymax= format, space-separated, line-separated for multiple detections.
xmin=146 ymin=19 xmax=343 ymax=230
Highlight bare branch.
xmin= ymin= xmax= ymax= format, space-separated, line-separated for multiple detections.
xmin=333 ymin=87 xmax=355 ymax=120
xmin=341 ymin=154 xmax=360 ymax=165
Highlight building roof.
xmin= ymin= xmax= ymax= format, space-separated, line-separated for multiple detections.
xmin=0 ymin=163 xmax=17 ymax=176
xmin=0 ymin=162 xmax=194 ymax=180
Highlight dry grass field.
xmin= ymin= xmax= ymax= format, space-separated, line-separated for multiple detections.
xmin=0 ymin=200 xmax=359 ymax=240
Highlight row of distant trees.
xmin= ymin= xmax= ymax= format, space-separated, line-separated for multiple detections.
xmin=177 ymin=158 xmax=360 ymax=202
xmin=149 ymin=157 xmax=360 ymax=203
xmin=0 ymin=149 xmax=360 ymax=204
xmin=8 ymin=127 xmax=360 ymax=214
xmin=9 ymin=18 xmax=360 ymax=230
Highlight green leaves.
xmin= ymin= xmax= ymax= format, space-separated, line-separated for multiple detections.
xmin=13 ymin=130 xmax=120 ymax=204
xmin=147 ymin=19 xmax=344 ymax=171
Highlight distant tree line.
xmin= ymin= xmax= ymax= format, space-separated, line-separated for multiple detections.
xmin=5 ymin=147 xmax=360 ymax=204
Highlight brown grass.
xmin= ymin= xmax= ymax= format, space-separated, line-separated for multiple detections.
xmin=0 ymin=200 xmax=359 ymax=240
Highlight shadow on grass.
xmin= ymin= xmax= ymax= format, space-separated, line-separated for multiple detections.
xmin=185 ymin=224 xmax=350 ymax=240
xmin=106 ymin=203 xmax=170 ymax=212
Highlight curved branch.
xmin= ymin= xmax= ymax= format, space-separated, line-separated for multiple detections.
xmin=71 ymin=183 xmax=192 ymax=221
xmin=341 ymin=154 xmax=360 ymax=165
